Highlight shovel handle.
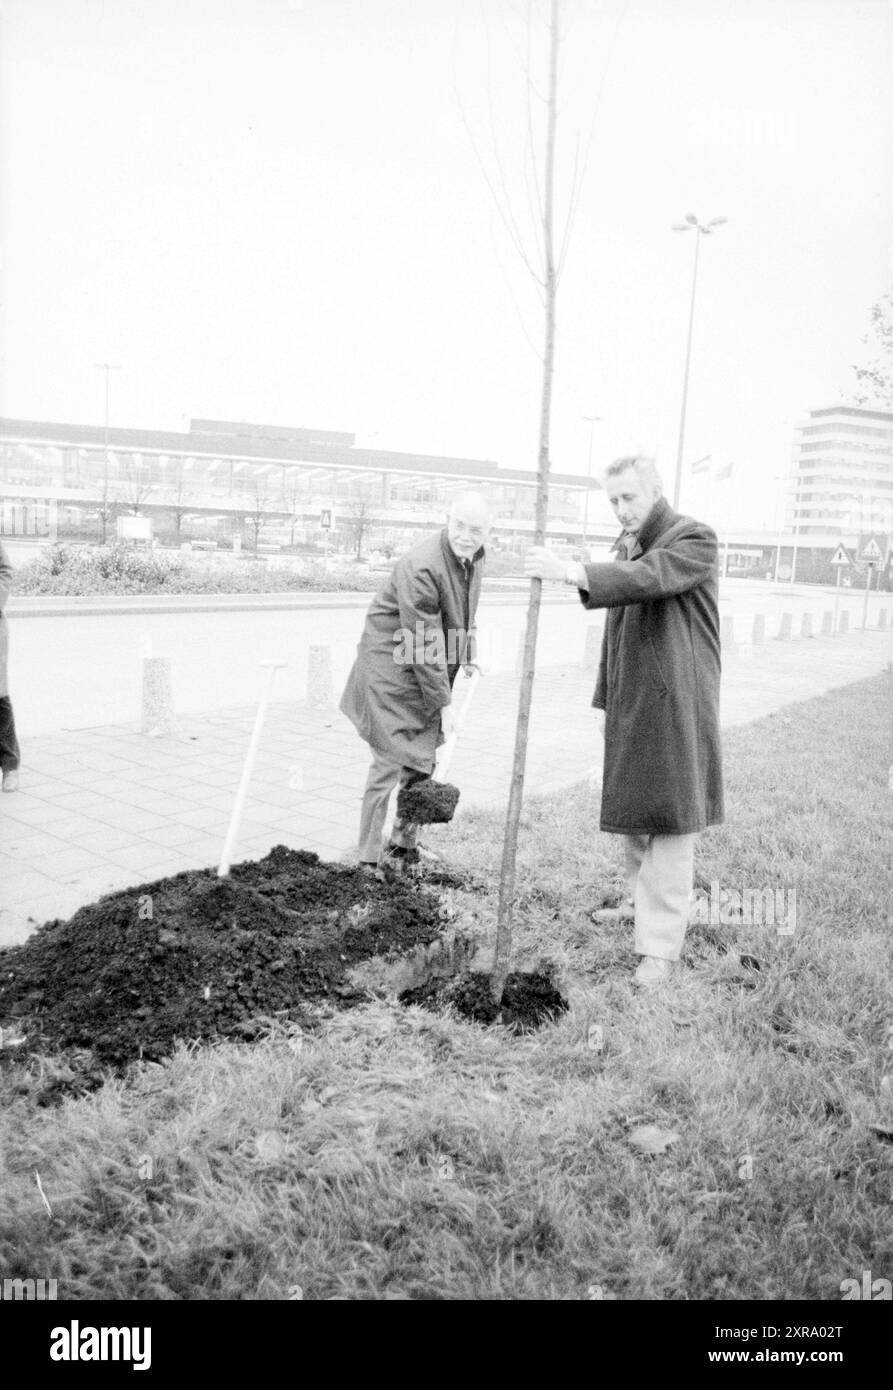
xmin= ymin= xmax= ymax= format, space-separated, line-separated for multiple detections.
xmin=434 ymin=667 xmax=480 ymax=782
xmin=217 ymin=661 xmax=287 ymax=876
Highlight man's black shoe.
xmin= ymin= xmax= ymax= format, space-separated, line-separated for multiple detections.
xmin=379 ymin=844 xmax=420 ymax=879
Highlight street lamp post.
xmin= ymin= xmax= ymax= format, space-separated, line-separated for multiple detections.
xmin=94 ymin=362 xmax=121 ymax=545
xmin=581 ymin=413 xmax=601 ymax=551
xmin=670 ymin=214 xmax=727 ymax=510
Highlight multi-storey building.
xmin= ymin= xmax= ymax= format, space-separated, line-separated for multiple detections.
xmin=787 ymin=404 xmax=893 ymax=540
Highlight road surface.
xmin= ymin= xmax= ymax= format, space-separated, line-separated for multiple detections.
xmin=5 ymin=580 xmax=888 ymax=737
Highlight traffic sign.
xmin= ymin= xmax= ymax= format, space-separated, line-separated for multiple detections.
xmin=829 ymin=544 xmax=851 ymax=567
xmin=859 ymin=535 xmax=882 ymax=565
xmin=320 ymin=509 xmax=332 ymax=530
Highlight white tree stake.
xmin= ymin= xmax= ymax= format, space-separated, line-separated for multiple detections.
xmin=217 ymin=660 xmax=287 ymax=877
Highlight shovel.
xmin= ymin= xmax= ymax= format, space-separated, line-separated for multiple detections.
xmin=396 ymin=666 xmax=480 ymax=825
xmin=217 ymin=660 xmax=287 ymax=876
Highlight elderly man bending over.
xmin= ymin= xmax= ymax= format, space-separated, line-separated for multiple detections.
xmin=340 ymin=491 xmax=490 ymax=875
xmin=526 ymin=455 xmax=723 ymax=987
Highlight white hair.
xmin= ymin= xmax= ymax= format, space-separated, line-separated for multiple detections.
xmin=447 ymin=490 xmax=492 ymax=520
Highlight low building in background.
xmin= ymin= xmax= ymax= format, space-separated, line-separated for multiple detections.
xmin=0 ymin=415 xmax=601 ymax=554
xmin=2 ymin=409 xmax=891 ymax=587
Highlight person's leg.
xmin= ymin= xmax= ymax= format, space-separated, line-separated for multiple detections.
xmin=633 ymin=832 xmax=697 ymax=962
xmin=0 ymin=696 xmax=21 ymax=774
xmin=622 ymin=833 xmax=650 ymax=912
xmin=388 ymin=766 xmax=431 ymax=851
xmin=591 ymin=832 xmax=648 ymax=923
xmin=357 ymin=751 xmax=402 ymax=863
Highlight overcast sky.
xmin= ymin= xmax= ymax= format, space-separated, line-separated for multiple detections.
xmin=1 ymin=0 xmax=891 ymax=530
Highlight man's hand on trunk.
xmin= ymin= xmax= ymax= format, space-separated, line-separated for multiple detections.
xmin=525 ymin=546 xmax=567 ymax=582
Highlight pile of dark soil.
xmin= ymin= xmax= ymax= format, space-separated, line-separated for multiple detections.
xmin=0 ymin=847 xmax=446 ymax=1066
xmin=401 ymin=969 xmax=568 ymax=1032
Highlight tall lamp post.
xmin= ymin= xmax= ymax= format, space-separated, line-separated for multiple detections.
xmin=581 ymin=413 xmax=601 ymax=551
xmin=94 ymin=362 xmax=121 ymax=545
xmin=670 ymin=213 xmax=727 ymax=510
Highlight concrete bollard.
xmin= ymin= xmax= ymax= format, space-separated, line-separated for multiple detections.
xmin=583 ymin=625 xmax=602 ymax=670
xmin=878 ymin=608 xmax=888 ymax=631
xmin=838 ymin=609 xmax=849 ymax=635
xmin=776 ymin=613 xmax=793 ymax=641
xmin=307 ymin=645 xmax=333 ymax=709
xmin=141 ymin=656 xmax=181 ymax=737
xmin=800 ymin=612 xmax=813 ymax=639
xmin=751 ymin=613 xmax=766 ymax=644
xmin=820 ymin=611 xmax=832 ymax=636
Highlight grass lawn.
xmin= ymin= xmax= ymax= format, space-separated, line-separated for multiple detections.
xmin=1 ymin=673 xmax=891 ymax=1300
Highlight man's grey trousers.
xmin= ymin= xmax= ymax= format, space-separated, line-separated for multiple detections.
xmin=357 ymin=751 xmax=433 ymax=863
xmin=623 ymin=832 xmax=697 ymax=961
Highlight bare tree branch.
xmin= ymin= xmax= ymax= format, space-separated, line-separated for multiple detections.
xmin=481 ymin=0 xmax=545 ymax=280
xmin=343 ymin=492 xmax=379 ymax=560
xmin=556 ymin=0 xmax=630 ymax=285
xmin=498 ymin=0 xmax=549 ymax=102
xmin=452 ymin=1 xmax=547 ymax=287
xmin=455 ymin=88 xmax=545 ymax=287
xmin=524 ymin=0 xmax=546 ymax=236
xmin=491 ymin=228 xmax=547 ymax=359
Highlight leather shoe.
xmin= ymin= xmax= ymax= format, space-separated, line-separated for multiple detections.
xmin=590 ymin=901 xmax=634 ymax=926
xmin=633 ymin=955 xmax=676 ymax=987
xmin=378 ymin=844 xmax=420 ymax=880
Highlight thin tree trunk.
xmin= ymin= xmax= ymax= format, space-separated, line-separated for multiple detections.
xmin=491 ymin=0 xmax=560 ymax=1002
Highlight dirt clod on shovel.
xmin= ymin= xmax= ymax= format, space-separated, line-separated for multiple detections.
xmin=396 ymin=779 xmax=460 ymax=825
xmin=400 ymin=969 xmax=568 ymax=1032
xmin=0 ymin=847 xmax=445 ymax=1067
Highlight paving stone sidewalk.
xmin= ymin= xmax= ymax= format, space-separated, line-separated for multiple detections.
xmin=1 ymin=627 xmax=889 ymax=945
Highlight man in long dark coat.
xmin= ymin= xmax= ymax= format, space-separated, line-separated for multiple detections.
xmin=340 ymin=492 xmax=489 ymax=872
xmin=0 ymin=540 xmax=21 ymax=792
xmin=526 ymin=455 xmax=722 ymax=986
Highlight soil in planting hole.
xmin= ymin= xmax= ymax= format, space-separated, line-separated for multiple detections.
xmin=0 ymin=847 xmax=447 ymax=1067
xmin=400 ymin=969 xmax=568 ymax=1032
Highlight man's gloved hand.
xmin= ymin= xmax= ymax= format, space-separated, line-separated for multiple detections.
xmin=594 ymin=708 xmax=605 ymax=739
xmin=440 ymin=704 xmax=457 ymax=739
xmin=462 ymin=661 xmax=483 ymax=677
xmin=524 ymin=545 xmax=567 ymax=583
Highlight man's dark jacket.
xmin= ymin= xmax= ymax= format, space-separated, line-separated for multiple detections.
xmin=340 ymin=528 xmax=483 ymax=772
xmin=580 ymin=496 xmax=723 ymax=835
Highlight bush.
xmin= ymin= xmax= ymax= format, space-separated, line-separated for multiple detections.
xmin=13 ymin=544 xmax=382 ymax=597
xmin=13 ymin=543 xmax=523 ymax=597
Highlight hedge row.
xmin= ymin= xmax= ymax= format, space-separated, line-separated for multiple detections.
xmin=12 ymin=545 xmax=382 ymax=596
